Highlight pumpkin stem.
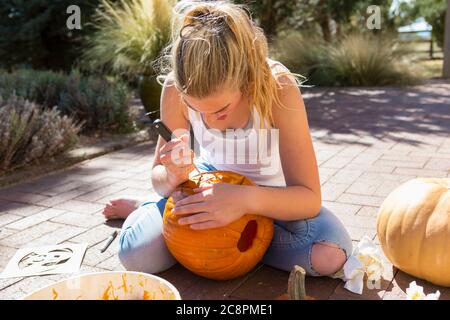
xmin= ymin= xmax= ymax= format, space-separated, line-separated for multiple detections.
xmin=287 ymin=265 xmax=307 ymax=300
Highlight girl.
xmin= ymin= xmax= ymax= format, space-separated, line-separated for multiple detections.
xmin=104 ymin=1 xmax=352 ymax=278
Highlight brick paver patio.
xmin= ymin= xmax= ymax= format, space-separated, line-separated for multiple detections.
xmin=1 ymin=80 xmax=449 ymax=300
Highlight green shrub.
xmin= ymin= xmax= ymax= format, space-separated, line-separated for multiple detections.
xmin=0 ymin=95 xmax=81 ymax=173
xmin=327 ymin=33 xmax=418 ymax=86
xmin=59 ymin=72 xmax=134 ymax=133
xmin=0 ymin=69 xmax=67 ymax=107
xmin=273 ymin=32 xmax=418 ymax=86
xmin=0 ymin=69 xmax=134 ymax=132
xmin=82 ymin=0 xmax=175 ymax=78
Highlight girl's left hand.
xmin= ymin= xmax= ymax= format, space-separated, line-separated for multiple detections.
xmin=172 ymin=183 xmax=249 ymax=230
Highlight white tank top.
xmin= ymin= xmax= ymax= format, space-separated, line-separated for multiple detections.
xmin=187 ymin=105 xmax=286 ymax=187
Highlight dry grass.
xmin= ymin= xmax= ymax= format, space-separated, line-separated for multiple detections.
xmin=83 ymin=0 xmax=175 ymax=77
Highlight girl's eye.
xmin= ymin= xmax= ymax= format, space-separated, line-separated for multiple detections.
xmin=214 ymin=106 xmax=229 ymax=115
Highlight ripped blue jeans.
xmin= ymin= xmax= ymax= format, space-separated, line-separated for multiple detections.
xmin=118 ymin=161 xmax=353 ymax=276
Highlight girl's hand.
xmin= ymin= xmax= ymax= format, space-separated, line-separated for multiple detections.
xmin=159 ymin=134 xmax=195 ymax=187
xmin=172 ymin=183 xmax=250 ymax=230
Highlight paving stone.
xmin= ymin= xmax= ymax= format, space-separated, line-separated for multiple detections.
xmin=383 ymin=270 xmax=450 ymax=300
xmin=95 ymin=187 xmax=153 ymax=205
xmin=0 ymin=221 xmax=62 ymax=248
xmin=94 ymin=170 xmax=138 ymax=180
xmin=53 ymin=200 xmax=105 ymax=215
xmin=95 ymin=254 xmax=125 ymax=271
xmin=333 ymin=211 xmax=377 ymax=230
xmin=424 ymin=158 xmax=450 ymax=171
xmin=181 ymin=267 xmax=258 ymax=300
xmin=321 ymin=156 xmax=355 ymax=169
xmin=0 ymin=245 xmax=17 ymax=273
xmin=231 ymin=265 xmax=341 ymax=300
xmin=409 ymin=151 xmax=450 ymax=159
xmin=318 ymin=168 xmax=338 ymax=185
xmin=0 ymin=278 xmax=20 ymax=292
xmin=128 ymin=172 xmax=153 ymax=182
xmin=316 ymin=149 xmax=339 ymax=165
xmin=373 ymin=159 xmax=428 ymax=169
xmin=373 ymin=180 xmax=405 ymax=198
xmin=156 ymin=263 xmax=208 ymax=297
xmin=337 ymin=193 xmax=385 ymax=207
xmin=74 ymin=177 xmax=123 ymax=192
xmin=359 ymin=172 xmax=415 ymax=183
xmin=0 ymin=245 xmax=16 ymax=260
xmin=380 ymin=154 xmax=430 ymax=162
xmin=82 ymin=236 xmax=119 ymax=267
xmin=349 ymin=153 xmax=382 ymax=165
xmin=0 ymin=202 xmax=47 ymax=217
xmin=37 ymin=189 xmax=88 ymax=207
xmin=69 ymin=224 xmax=120 ymax=248
xmin=37 ymin=180 xmax=86 ymax=197
xmin=356 ymin=206 xmax=379 ymax=217
xmin=0 ymin=191 xmax=50 ymax=205
xmin=345 ymin=163 xmax=395 ymax=174
xmin=367 ymin=140 xmax=396 ymax=150
xmin=346 ymin=180 xmax=382 ymax=196
xmin=28 ymin=225 xmax=87 ymax=247
xmin=329 ymin=278 xmax=394 ymax=300
xmin=336 ymin=146 xmax=368 ymax=158
xmin=346 ymin=227 xmax=377 ymax=242
xmin=74 ymin=184 xmax=128 ymax=202
xmin=322 ymin=201 xmax=361 ymax=216
xmin=107 ymin=180 xmax=153 ymax=191
xmin=328 ymin=168 xmax=363 ymax=184
xmin=393 ymin=167 xmax=449 ymax=178
xmin=0 ymin=228 xmax=18 ymax=241
xmin=389 ymin=143 xmax=438 ymax=154
xmin=321 ymin=182 xmax=349 ymax=201
xmin=6 ymin=208 xmax=65 ymax=231
xmin=0 ymin=276 xmax=56 ymax=300
xmin=0 ymin=213 xmax=23 ymax=228
xmin=50 ymin=211 xmax=105 ymax=228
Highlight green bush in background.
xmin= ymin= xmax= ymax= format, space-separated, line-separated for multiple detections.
xmin=0 ymin=69 xmax=67 ymax=107
xmin=0 ymin=95 xmax=81 ymax=173
xmin=274 ymin=32 xmax=418 ymax=86
xmin=82 ymin=0 xmax=175 ymax=114
xmin=59 ymin=71 xmax=134 ymax=133
xmin=0 ymin=69 xmax=134 ymax=133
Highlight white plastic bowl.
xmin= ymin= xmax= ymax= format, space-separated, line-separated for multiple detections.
xmin=22 ymin=271 xmax=181 ymax=300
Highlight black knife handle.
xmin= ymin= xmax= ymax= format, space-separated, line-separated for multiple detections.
xmin=152 ymin=119 xmax=174 ymax=142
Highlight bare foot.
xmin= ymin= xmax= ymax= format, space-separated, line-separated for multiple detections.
xmin=102 ymin=198 xmax=140 ymax=220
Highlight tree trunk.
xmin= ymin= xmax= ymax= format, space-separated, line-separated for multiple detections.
xmin=319 ymin=16 xmax=332 ymax=42
xmin=259 ymin=0 xmax=278 ymax=40
xmin=443 ymin=0 xmax=450 ymax=78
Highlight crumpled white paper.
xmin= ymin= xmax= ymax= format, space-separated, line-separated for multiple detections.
xmin=340 ymin=236 xmax=393 ymax=295
xmin=406 ymin=281 xmax=440 ymax=300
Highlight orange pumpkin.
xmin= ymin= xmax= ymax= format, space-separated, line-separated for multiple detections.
xmin=163 ymin=171 xmax=274 ymax=280
xmin=377 ymin=178 xmax=450 ymax=286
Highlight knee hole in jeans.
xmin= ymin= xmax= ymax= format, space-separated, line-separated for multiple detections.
xmin=310 ymin=241 xmax=347 ymax=276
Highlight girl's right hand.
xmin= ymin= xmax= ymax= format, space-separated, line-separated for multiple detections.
xmin=159 ymin=134 xmax=195 ymax=188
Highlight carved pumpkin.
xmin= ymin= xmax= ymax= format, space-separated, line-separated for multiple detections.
xmin=163 ymin=171 xmax=274 ymax=280
xmin=377 ymin=178 xmax=450 ymax=286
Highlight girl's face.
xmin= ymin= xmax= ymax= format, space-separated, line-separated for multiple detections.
xmin=182 ymin=87 xmax=245 ymax=124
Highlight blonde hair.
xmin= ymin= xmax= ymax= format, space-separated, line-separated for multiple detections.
xmin=158 ymin=0 xmax=302 ymax=128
